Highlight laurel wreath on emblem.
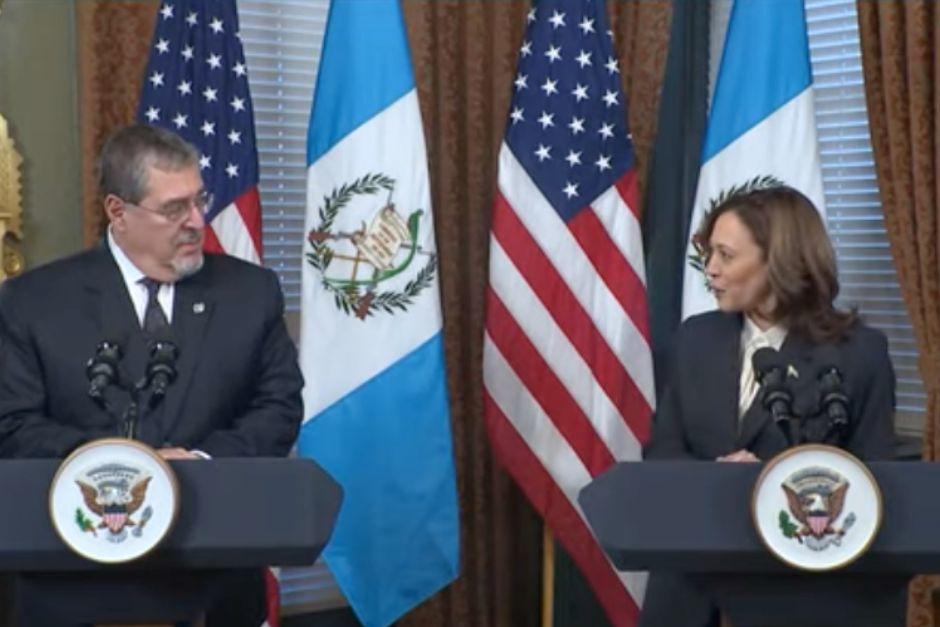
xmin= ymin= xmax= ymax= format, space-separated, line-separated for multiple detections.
xmin=687 ymin=174 xmax=785 ymax=288
xmin=305 ymin=173 xmax=437 ymax=320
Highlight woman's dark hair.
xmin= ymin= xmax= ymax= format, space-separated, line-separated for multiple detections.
xmin=695 ymin=185 xmax=857 ymax=343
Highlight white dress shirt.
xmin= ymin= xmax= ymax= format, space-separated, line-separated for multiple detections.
xmin=738 ymin=315 xmax=787 ymax=419
xmin=108 ymin=229 xmax=175 ymax=326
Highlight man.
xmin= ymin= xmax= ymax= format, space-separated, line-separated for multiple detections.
xmin=0 ymin=124 xmax=303 ymax=625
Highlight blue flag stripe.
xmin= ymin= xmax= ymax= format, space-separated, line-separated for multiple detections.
xmin=306 ymin=0 xmax=415 ymax=166
xmin=298 ymin=332 xmax=459 ymax=624
xmin=703 ymin=0 xmax=813 ymax=161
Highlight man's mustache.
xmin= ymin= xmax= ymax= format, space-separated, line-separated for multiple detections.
xmin=175 ymin=229 xmax=202 ymax=246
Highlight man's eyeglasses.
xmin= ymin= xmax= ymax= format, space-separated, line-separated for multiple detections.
xmin=122 ymin=190 xmax=213 ymax=222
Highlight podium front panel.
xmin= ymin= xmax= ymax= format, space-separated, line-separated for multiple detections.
xmin=0 ymin=457 xmax=342 ymax=571
xmin=579 ymin=461 xmax=940 ymax=574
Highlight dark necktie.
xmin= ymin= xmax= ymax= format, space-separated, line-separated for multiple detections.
xmin=140 ymin=277 xmax=170 ymax=336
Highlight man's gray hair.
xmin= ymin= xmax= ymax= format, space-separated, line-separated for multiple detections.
xmin=98 ymin=124 xmax=200 ymax=204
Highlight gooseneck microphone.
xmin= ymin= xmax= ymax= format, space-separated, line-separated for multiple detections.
xmin=85 ymin=334 xmax=181 ymax=440
xmin=752 ymin=347 xmax=796 ymax=445
xmin=86 ymin=341 xmax=123 ymax=403
xmin=144 ymin=339 xmax=179 ymax=408
xmin=815 ymin=346 xmax=850 ymax=443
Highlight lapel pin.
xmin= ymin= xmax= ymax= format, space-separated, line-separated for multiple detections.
xmin=193 ymin=302 xmax=205 ymax=314
xmin=787 ymin=364 xmax=799 ymax=378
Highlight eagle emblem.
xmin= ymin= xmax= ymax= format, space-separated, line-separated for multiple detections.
xmin=74 ymin=463 xmax=153 ymax=542
xmin=778 ymin=466 xmax=856 ymax=551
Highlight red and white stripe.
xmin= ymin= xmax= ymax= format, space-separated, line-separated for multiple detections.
xmin=203 ymin=187 xmax=263 ymax=264
xmin=484 ymin=144 xmax=654 ymax=626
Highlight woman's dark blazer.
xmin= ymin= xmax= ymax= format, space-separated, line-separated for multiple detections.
xmin=645 ymin=310 xmax=896 ymax=462
xmin=639 ymin=310 xmax=896 ymax=627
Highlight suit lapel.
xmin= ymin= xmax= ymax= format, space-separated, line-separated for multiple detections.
xmin=778 ymin=331 xmax=814 ymax=371
xmin=721 ymin=313 xmax=745 ymax=445
xmin=83 ymin=245 xmax=147 ymax=390
xmin=79 ymin=245 xmax=152 ymax=440
xmin=709 ymin=314 xmax=742 ymax=443
xmin=160 ymin=270 xmax=214 ymax=436
xmin=82 ymin=245 xmax=140 ymax=342
xmin=699 ymin=313 xmax=743 ymax=451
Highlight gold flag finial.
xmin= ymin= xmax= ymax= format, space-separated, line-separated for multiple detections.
xmin=0 ymin=113 xmax=25 ymax=280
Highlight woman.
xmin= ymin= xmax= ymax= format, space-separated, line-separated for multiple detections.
xmin=639 ymin=185 xmax=896 ymax=627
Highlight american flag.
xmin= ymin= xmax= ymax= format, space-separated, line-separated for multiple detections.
xmin=482 ymin=2 xmax=654 ymax=625
xmin=138 ymin=0 xmax=262 ymax=264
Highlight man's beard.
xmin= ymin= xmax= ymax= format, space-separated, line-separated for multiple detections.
xmin=170 ymin=228 xmax=205 ymax=279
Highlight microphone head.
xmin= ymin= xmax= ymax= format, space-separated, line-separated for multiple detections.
xmin=87 ymin=339 xmax=124 ymax=399
xmin=96 ymin=340 xmax=123 ymax=363
xmin=752 ymin=346 xmax=784 ymax=379
xmin=149 ymin=339 xmax=179 ymax=362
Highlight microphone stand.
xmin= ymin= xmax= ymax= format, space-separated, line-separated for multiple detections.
xmin=762 ymin=382 xmax=799 ymax=447
xmin=88 ymin=341 xmax=177 ymax=442
xmin=87 ymin=341 xmax=130 ymax=437
xmin=125 ymin=340 xmax=179 ymax=441
xmin=819 ymin=367 xmax=850 ymax=446
xmin=788 ymin=415 xmax=803 ymax=448
xmin=122 ymin=383 xmax=143 ymax=440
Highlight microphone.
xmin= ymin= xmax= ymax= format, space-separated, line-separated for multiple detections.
xmin=144 ymin=338 xmax=178 ymax=408
xmin=815 ymin=346 xmax=850 ymax=438
xmin=86 ymin=341 xmax=123 ymax=402
xmin=752 ymin=347 xmax=796 ymax=444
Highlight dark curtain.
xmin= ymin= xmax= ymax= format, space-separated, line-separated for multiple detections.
xmin=856 ymin=2 xmax=940 ymax=626
xmin=76 ymin=0 xmax=159 ymax=246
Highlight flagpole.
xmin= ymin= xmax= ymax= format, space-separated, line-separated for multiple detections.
xmin=541 ymin=524 xmax=555 ymax=627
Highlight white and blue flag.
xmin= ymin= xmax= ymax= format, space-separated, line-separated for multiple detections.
xmin=297 ymin=1 xmax=459 ymax=625
xmin=682 ymin=0 xmax=826 ymax=318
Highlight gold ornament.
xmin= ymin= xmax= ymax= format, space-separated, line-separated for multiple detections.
xmin=0 ymin=113 xmax=25 ymax=281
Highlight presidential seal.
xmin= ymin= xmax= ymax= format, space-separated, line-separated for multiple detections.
xmin=752 ymin=444 xmax=882 ymax=571
xmin=49 ymin=438 xmax=179 ymax=564
xmin=305 ymin=173 xmax=437 ymax=320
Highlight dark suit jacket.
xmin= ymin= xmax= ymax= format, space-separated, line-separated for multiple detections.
xmin=645 ymin=310 xmax=895 ymax=462
xmin=0 ymin=244 xmax=303 ymax=458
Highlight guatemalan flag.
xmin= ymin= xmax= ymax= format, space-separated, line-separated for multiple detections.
xmin=296 ymin=1 xmax=460 ymax=626
xmin=681 ymin=0 xmax=826 ymax=318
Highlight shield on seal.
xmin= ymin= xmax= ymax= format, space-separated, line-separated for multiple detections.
xmin=807 ymin=514 xmax=830 ymax=537
xmin=103 ymin=509 xmax=129 ymax=534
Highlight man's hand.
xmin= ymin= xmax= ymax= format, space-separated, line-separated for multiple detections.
xmin=717 ymin=449 xmax=760 ymax=463
xmin=157 ymin=447 xmax=201 ymax=460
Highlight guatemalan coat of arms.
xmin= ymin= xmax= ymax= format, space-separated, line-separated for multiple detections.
xmin=306 ymin=173 xmax=437 ymax=320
